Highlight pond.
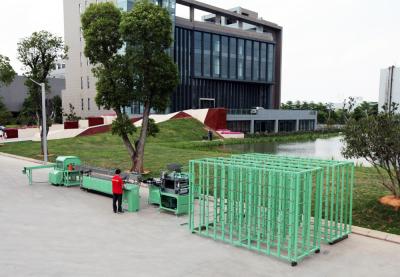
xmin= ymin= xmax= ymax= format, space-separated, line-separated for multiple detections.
xmin=220 ymin=136 xmax=368 ymax=165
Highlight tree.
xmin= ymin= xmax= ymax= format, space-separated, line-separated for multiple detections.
xmin=82 ymin=3 xmax=137 ymax=171
xmin=0 ymin=55 xmax=16 ymax=86
xmin=17 ymin=97 xmax=37 ymax=126
xmin=342 ymin=106 xmax=400 ymax=199
xmin=0 ymin=55 xmax=16 ymax=125
xmin=81 ymin=1 xmax=178 ymax=173
xmin=50 ymin=95 xmax=63 ymax=124
xmin=63 ymin=103 xmax=80 ymax=121
xmin=121 ymin=0 xmax=179 ymax=172
xmin=17 ymin=31 xmax=67 ymax=154
xmin=0 ymin=97 xmax=12 ymax=124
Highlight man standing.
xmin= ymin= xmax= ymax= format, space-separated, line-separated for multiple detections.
xmin=112 ymin=169 xmax=124 ymax=213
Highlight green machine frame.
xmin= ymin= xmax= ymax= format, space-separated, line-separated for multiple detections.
xmin=160 ymin=191 xmax=189 ymax=215
xmin=48 ymin=156 xmax=82 ymax=187
xmin=148 ymin=184 xmax=161 ymax=205
xmin=231 ymin=154 xmax=354 ymax=244
xmin=189 ymin=157 xmax=324 ymax=266
xmin=22 ymin=164 xmax=56 ymax=185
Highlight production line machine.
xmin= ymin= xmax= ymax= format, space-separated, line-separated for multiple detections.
xmin=80 ymin=165 xmax=141 ymax=212
xmin=23 ymin=156 xmax=190 ymax=215
xmin=144 ymin=164 xmax=189 ymax=215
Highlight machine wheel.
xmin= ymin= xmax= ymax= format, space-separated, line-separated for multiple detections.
xmin=291 ymin=262 xmax=298 ymax=267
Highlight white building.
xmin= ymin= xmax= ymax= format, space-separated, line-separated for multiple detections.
xmin=379 ymin=66 xmax=400 ymax=112
xmin=62 ymin=0 xmax=112 ymax=119
xmin=49 ymin=58 xmax=66 ymax=79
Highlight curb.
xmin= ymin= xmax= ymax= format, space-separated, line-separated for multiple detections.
xmin=1 ymin=151 xmax=400 ymax=245
xmin=0 ymin=152 xmax=46 ymax=165
xmin=352 ymin=226 xmax=400 ymax=245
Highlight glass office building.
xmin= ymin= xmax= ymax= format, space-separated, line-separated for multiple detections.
xmin=118 ymin=0 xmax=281 ymax=114
xmin=169 ymin=0 xmax=282 ymax=113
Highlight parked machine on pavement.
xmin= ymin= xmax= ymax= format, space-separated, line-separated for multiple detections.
xmin=48 ymin=156 xmax=82 ymax=186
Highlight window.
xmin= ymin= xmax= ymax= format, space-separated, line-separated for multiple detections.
xmin=212 ymin=34 xmax=220 ymax=77
xmin=267 ymin=44 xmax=275 ymax=82
xmin=203 ymin=33 xmax=211 ymax=77
xmin=260 ymin=43 xmax=267 ymax=81
xmin=62 ymin=63 xmax=66 ymax=69
xmin=87 ymin=76 xmax=90 ymax=89
xmin=87 ymin=98 xmax=90 ymax=111
xmin=245 ymin=40 xmax=252 ymax=80
xmin=253 ymin=42 xmax=259 ymax=81
xmin=229 ymin=37 xmax=237 ymax=79
xmin=81 ymin=98 xmax=84 ymax=111
xmin=221 ymin=36 xmax=228 ymax=79
xmin=80 ymin=77 xmax=83 ymax=90
xmin=237 ymin=39 xmax=244 ymax=79
xmin=194 ymin=31 xmax=202 ymax=76
xmin=85 ymin=0 xmax=88 ymax=8
xmin=80 ymin=27 xmax=83 ymax=42
xmin=79 ymin=3 xmax=82 ymax=14
xmin=80 ymin=52 xmax=83 ymax=67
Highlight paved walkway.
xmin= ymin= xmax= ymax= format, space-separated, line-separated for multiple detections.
xmin=0 ymin=154 xmax=399 ymax=277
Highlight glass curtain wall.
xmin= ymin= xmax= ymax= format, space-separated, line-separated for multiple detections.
xmin=190 ymin=29 xmax=275 ymax=84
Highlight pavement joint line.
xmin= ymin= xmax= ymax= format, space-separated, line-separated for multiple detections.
xmin=1 ymin=151 xmax=400 ymax=245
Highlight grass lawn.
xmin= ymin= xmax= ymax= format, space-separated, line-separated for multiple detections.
xmin=0 ymin=118 xmax=399 ymax=235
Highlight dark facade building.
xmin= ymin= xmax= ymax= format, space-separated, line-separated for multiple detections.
xmin=170 ymin=0 xmax=282 ymax=112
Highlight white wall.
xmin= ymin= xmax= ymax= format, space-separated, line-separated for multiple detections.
xmin=379 ymin=66 xmax=400 ymax=112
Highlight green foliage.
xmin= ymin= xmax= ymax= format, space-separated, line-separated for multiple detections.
xmin=81 ymin=2 xmax=138 ymax=168
xmin=17 ymin=96 xmax=38 ymax=126
xmin=93 ymin=56 xmax=134 ymax=110
xmin=0 ymin=96 xmax=12 ymax=124
xmin=81 ymin=3 xmax=134 ymax=111
xmin=62 ymin=104 xmax=80 ymax=121
xmin=17 ymin=30 xmax=67 ymax=133
xmin=51 ymin=95 xmax=63 ymax=124
xmin=81 ymin=1 xmax=178 ymax=171
xmin=147 ymin=118 xmax=159 ymax=137
xmin=342 ymin=109 xmax=400 ymax=198
xmin=81 ymin=2 xmax=123 ymax=65
xmin=0 ymin=55 xmax=16 ymax=86
xmin=120 ymin=0 xmax=179 ymax=111
xmin=281 ymin=98 xmax=378 ymax=125
xmin=111 ymin=113 xmax=137 ymax=136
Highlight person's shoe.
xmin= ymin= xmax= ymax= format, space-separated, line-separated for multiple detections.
xmin=114 ymin=211 xmax=117 ymax=214
xmin=118 ymin=210 xmax=124 ymax=213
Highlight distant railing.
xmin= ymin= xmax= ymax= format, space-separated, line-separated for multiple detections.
xmin=227 ymin=109 xmax=253 ymax=115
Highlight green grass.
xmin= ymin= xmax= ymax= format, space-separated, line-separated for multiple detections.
xmin=0 ymin=118 xmax=225 ymax=174
xmin=0 ymin=118 xmax=399 ymax=234
xmin=352 ymin=167 xmax=400 ymax=234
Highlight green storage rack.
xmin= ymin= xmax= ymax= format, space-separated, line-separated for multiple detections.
xmin=231 ymin=154 xmax=354 ymax=244
xmin=189 ymin=158 xmax=324 ymax=266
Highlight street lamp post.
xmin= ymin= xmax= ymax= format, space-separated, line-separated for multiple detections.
xmin=29 ymin=79 xmax=48 ymax=164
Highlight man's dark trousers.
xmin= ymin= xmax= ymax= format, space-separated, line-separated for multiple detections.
xmin=113 ymin=193 xmax=123 ymax=213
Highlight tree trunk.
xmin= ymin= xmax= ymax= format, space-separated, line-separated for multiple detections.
xmin=133 ymin=101 xmax=151 ymax=173
xmin=114 ymin=109 xmax=137 ymax=170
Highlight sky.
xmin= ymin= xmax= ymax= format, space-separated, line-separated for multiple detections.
xmin=1 ymin=0 xmax=400 ymax=103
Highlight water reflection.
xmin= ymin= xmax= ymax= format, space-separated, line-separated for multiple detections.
xmin=221 ymin=136 xmax=368 ymax=165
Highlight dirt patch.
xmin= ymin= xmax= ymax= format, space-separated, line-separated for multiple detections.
xmin=380 ymin=195 xmax=400 ymax=211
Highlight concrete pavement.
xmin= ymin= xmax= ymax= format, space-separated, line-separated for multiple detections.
xmin=0 ymin=154 xmax=399 ymax=277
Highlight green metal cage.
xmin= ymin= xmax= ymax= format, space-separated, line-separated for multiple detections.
xmin=189 ymin=158 xmax=324 ymax=265
xmin=231 ymin=154 xmax=354 ymax=244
